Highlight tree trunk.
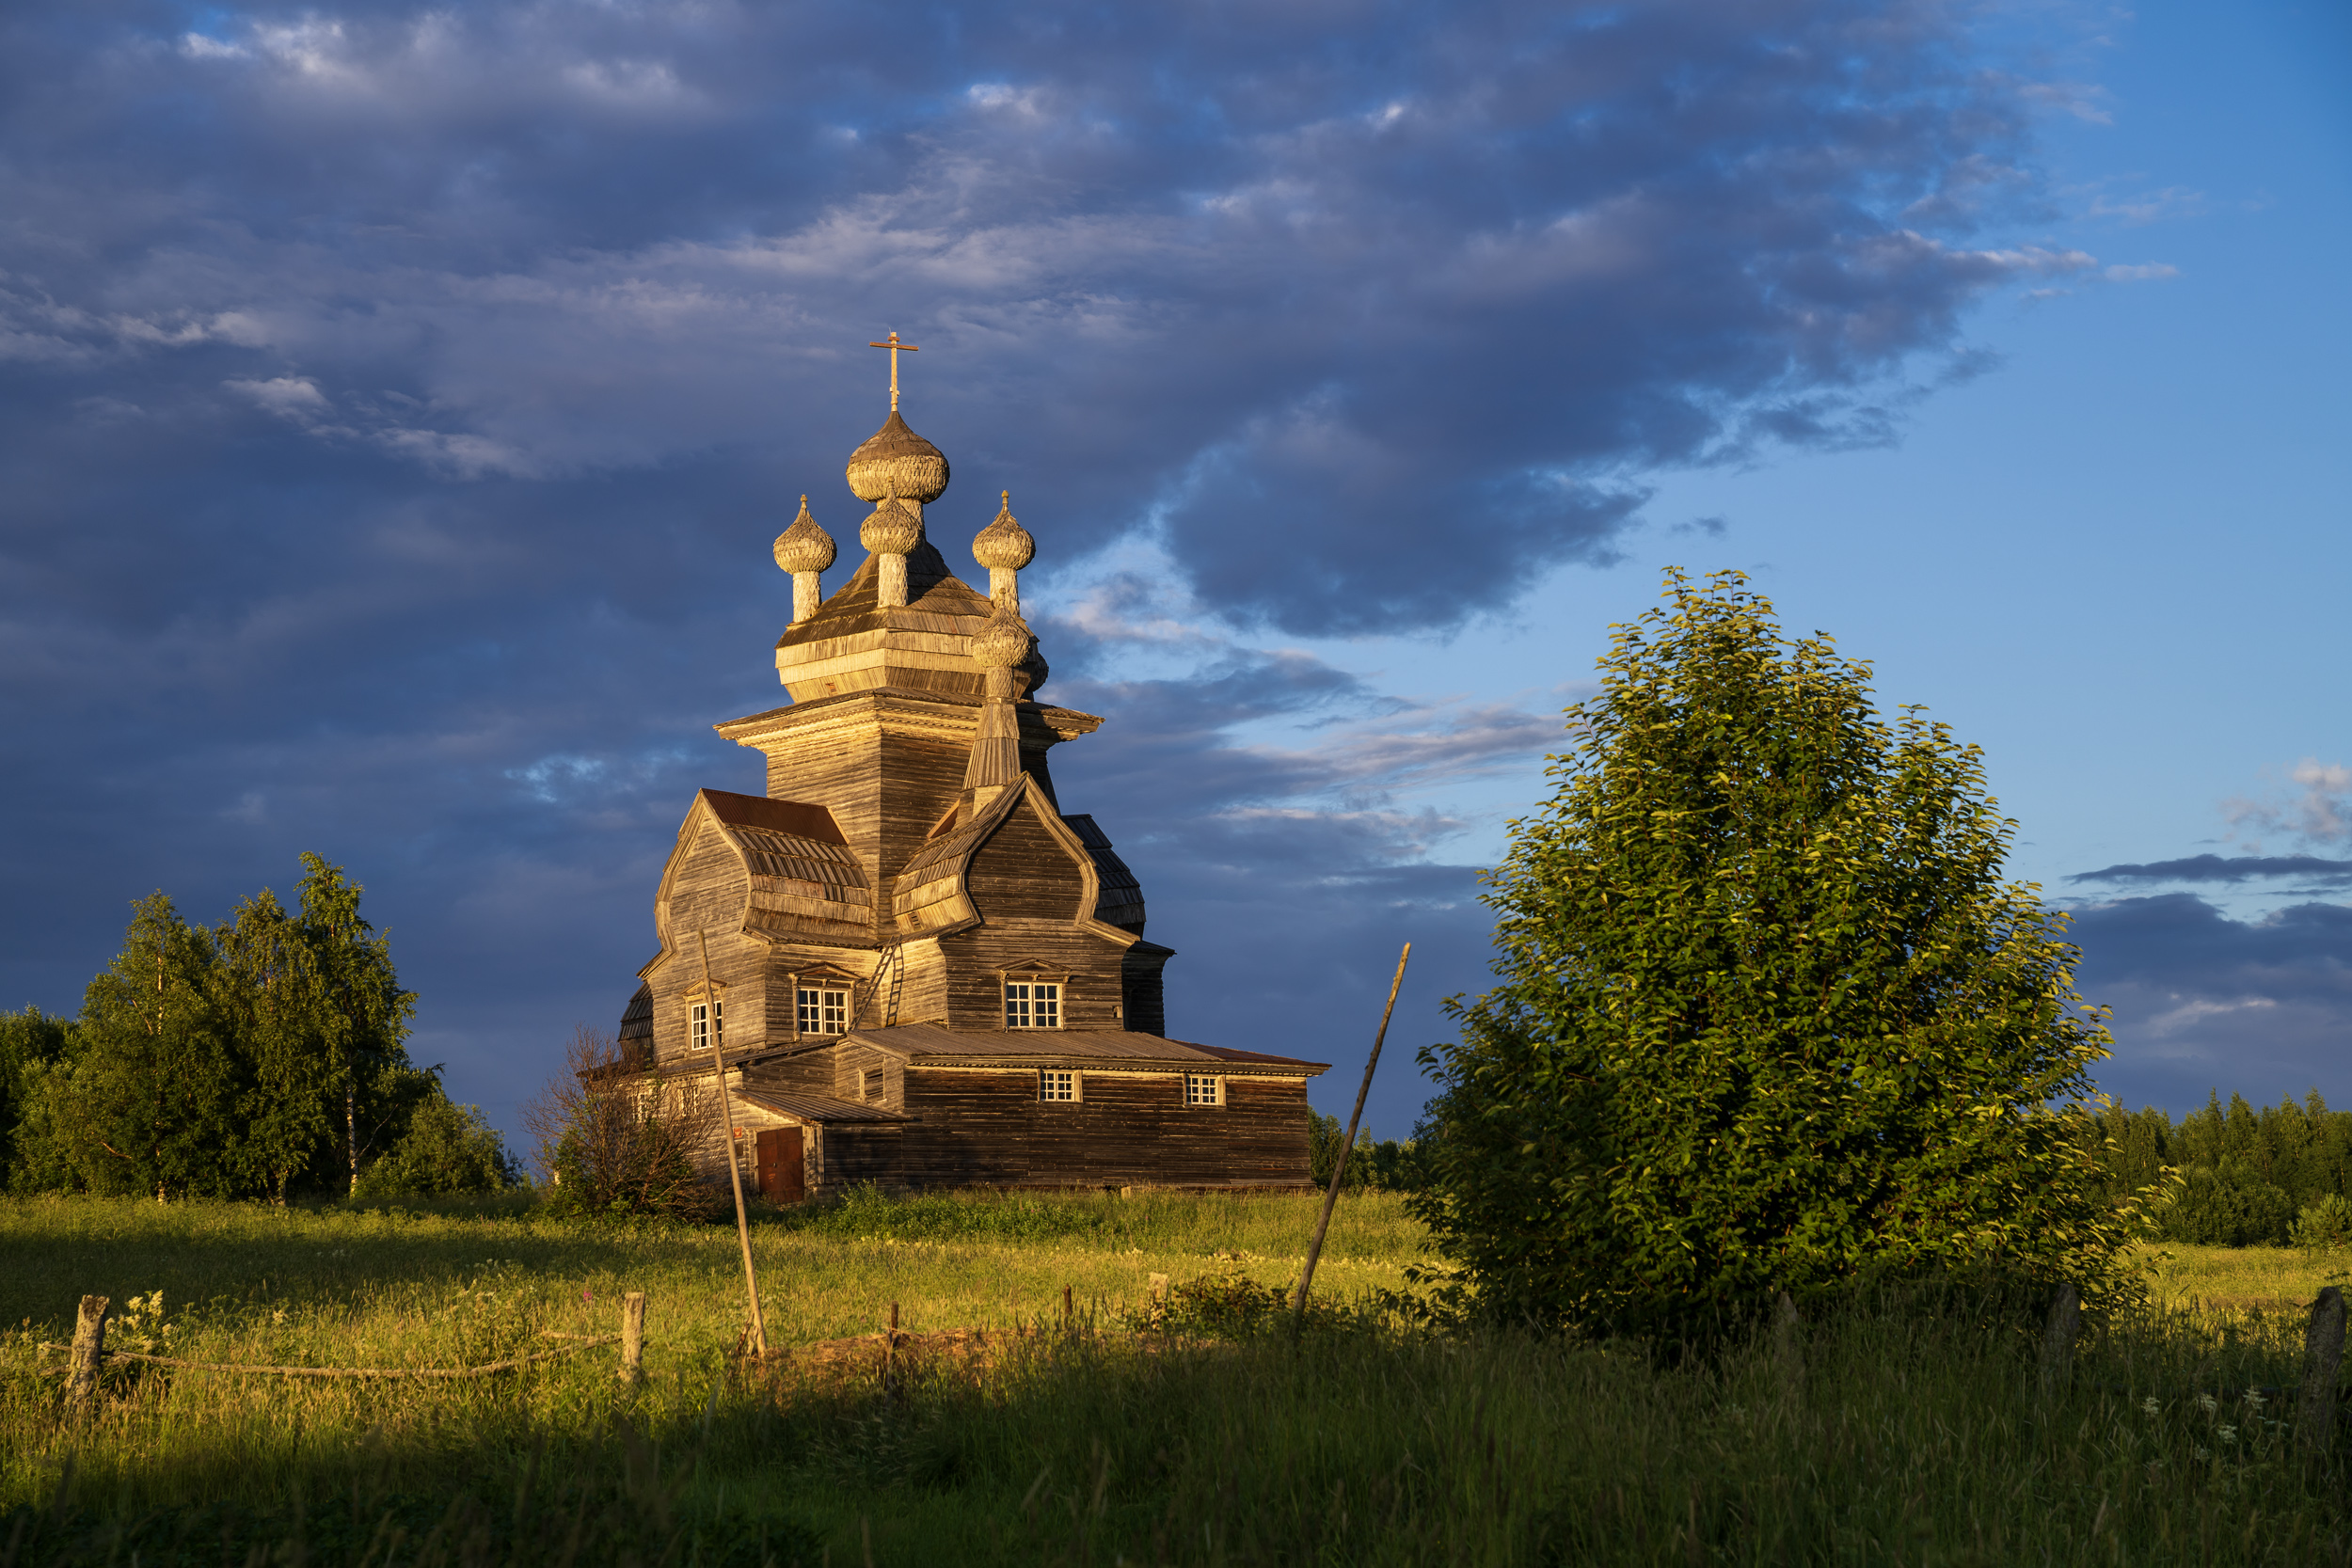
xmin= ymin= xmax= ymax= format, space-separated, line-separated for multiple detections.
xmin=345 ymin=1065 xmax=358 ymax=1199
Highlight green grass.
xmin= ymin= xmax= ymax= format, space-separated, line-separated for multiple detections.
xmin=6 ymin=1194 xmax=2352 ymax=1564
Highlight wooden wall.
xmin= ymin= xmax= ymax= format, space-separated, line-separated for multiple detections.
xmin=751 ymin=698 xmax=977 ymax=935
xmin=936 ymin=923 xmax=1132 ymax=1031
xmin=742 ymin=1047 xmax=835 ymax=1096
xmin=966 ymin=798 xmax=1089 ymax=924
xmin=831 ymin=1038 xmax=905 ymax=1111
xmin=1120 ymin=946 xmax=1169 ymax=1037
xmin=653 ymin=823 xmax=766 ymax=1063
xmin=899 ymin=1066 xmax=1311 ymax=1188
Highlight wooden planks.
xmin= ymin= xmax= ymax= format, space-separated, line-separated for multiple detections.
xmin=897 ymin=1067 xmax=1312 ymax=1188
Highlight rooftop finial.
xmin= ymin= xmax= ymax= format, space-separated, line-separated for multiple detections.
xmin=867 ymin=330 xmax=919 ymax=413
xmin=973 ymin=489 xmax=1037 ymax=616
xmin=773 ymin=494 xmax=837 ymax=625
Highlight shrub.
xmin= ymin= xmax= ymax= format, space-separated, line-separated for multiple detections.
xmin=2294 ymin=1192 xmax=2352 ymax=1252
xmin=522 ymin=1026 xmax=722 ymax=1220
xmin=2157 ymin=1164 xmax=2297 ymax=1247
xmin=354 ymin=1094 xmax=523 ymax=1197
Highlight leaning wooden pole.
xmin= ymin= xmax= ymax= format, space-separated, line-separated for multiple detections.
xmin=698 ymin=928 xmax=768 ymax=1356
xmin=1292 ymin=942 xmax=1410 ymax=1334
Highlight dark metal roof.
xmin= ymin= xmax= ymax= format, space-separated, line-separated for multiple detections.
xmin=734 ymin=1088 xmax=908 ymax=1124
xmin=699 ymin=789 xmax=846 ymax=845
xmin=618 ymin=981 xmax=653 ymax=1041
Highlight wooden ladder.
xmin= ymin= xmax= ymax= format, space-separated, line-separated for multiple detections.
xmin=853 ymin=941 xmax=906 ymax=1029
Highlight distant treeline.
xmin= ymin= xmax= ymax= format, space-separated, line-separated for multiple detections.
xmin=1308 ymin=1111 xmax=1429 ymax=1194
xmin=1313 ymin=1094 xmax=2352 ymax=1251
xmin=2091 ymin=1092 xmax=2352 ymax=1248
xmin=0 ymin=856 xmax=519 ymax=1204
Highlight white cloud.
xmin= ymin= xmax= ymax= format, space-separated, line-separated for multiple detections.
xmin=180 ymin=34 xmax=249 ymax=61
xmin=2223 ymin=757 xmax=2352 ymax=850
xmin=2103 ymin=262 xmax=2180 ymax=282
xmin=225 ymin=375 xmax=331 ymax=420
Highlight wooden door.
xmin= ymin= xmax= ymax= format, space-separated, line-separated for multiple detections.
xmin=755 ymin=1127 xmax=804 ymax=1203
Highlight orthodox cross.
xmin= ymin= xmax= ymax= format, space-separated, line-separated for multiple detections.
xmin=867 ymin=330 xmax=920 ymax=411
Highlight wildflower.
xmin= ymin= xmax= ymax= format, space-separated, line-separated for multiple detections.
xmin=2217 ymin=1425 xmax=2238 ymax=1445
xmin=580 ymin=1288 xmax=595 ymax=1305
xmin=2199 ymin=1393 xmax=2218 ymax=1416
xmin=2195 ymin=1446 xmax=2211 ymax=1461
xmin=2245 ymin=1387 xmax=2265 ymax=1409
xmin=2142 ymin=1397 xmax=2160 ymax=1416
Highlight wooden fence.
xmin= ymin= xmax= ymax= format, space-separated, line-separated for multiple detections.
xmin=48 ymin=1291 xmax=650 ymax=1405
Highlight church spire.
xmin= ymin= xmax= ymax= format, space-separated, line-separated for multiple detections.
xmin=961 ymin=608 xmax=1035 ymax=811
xmin=973 ymin=491 xmax=1035 ymax=617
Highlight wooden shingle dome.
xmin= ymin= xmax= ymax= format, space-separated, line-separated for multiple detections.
xmin=845 ymin=411 xmax=949 ymax=506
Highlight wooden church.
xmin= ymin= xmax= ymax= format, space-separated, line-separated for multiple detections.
xmin=614 ymin=340 xmax=1326 ymax=1200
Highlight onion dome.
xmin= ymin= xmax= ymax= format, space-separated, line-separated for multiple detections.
xmin=972 ymin=491 xmax=1036 ymax=571
xmin=845 ymin=411 xmax=949 ymax=505
xmin=771 ymin=496 xmax=836 ymax=574
xmin=969 ymin=610 xmax=1036 ymax=671
xmin=859 ymin=485 xmax=923 ymax=557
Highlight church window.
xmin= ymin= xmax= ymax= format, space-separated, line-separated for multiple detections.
xmin=799 ymin=987 xmax=849 ymax=1036
xmin=1005 ymin=981 xmax=1060 ymax=1029
xmin=691 ymin=999 xmax=723 ymax=1052
xmin=1185 ymin=1073 xmax=1222 ymax=1107
xmin=1039 ymin=1069 xmax=1077 ymax=1102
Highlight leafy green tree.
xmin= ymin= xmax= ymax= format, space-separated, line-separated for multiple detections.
xmin=0 ymin=1006 xmax=78 ymax=1184
xmin=292 ymin=854 xmax=418 ymax=1196
xmin=1414 ymin=571 xmax=2135 ymax=1337
xmin=59 ymin=895 xmax=246 ymax=1199
xmin=354 ymin=1093 xmax=522 ymax=1197
xmin=11 ymin=858 xmax=421 ymax=1201
xmin=214 ymin=888 xmax=341 ymax=1202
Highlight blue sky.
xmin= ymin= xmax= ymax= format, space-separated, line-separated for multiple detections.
xmin=1 ymin=0 xmax=2344 ymax=1145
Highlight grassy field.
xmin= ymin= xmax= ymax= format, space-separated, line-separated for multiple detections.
xmin=5 ymin=1192 xmax=2352 ymax=1564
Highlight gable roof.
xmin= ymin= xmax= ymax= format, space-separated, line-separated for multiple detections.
xmin=842 ymin=1022 xmax=1327 ymax=1075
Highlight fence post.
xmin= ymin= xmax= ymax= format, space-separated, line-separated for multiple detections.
xmin=618 ymin=1291 xmax=646 ymax=1386
xmin=2038 ymin=1282 xmax=2081 ymax=1402
xmin=67 ymin=1295 xmax=110 ymax=1408
xmin=2298 ymin=1285 xmax=2344 ymax=1457
xmin=1771 ymin=1291 xmax=1803 ymax=1404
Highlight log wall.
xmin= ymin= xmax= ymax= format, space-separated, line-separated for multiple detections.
xmin=899 ymin=1066 xmax=1311 ymax=1188
xmin=653 ymin=823 xmax=765 ymax=1063
xmin=967 ymin=799 xmax=1089 ymax=924
xmin=936 ymin=922 xmax=1132 ymax=1031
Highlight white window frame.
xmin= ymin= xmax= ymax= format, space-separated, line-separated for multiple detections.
xmin=1184 ymin=1073 xmax=1223 ymax=1107
xmin=1005 ymin=980 xmax=1062 ymax=1030
xmin=691 ymin=998 xmax=723 ymax=1052
xmin=1039 ymin=1069 xmax=1078 ymax=1103
xmin=798 ymin=986 xmax=849 ymax=1037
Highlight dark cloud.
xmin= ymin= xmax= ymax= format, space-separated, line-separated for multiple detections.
xmin=2071 ymin=854 xmax=2352 ymax=885
xmin=1 ymin=0 xmax=2089 ymax=1138
xmin=2071 ymin=895 xmax=2352 ymax=1115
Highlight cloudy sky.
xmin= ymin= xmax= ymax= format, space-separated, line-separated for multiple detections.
xmin=2 ymin=0 xmax=2344 ymax=1144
